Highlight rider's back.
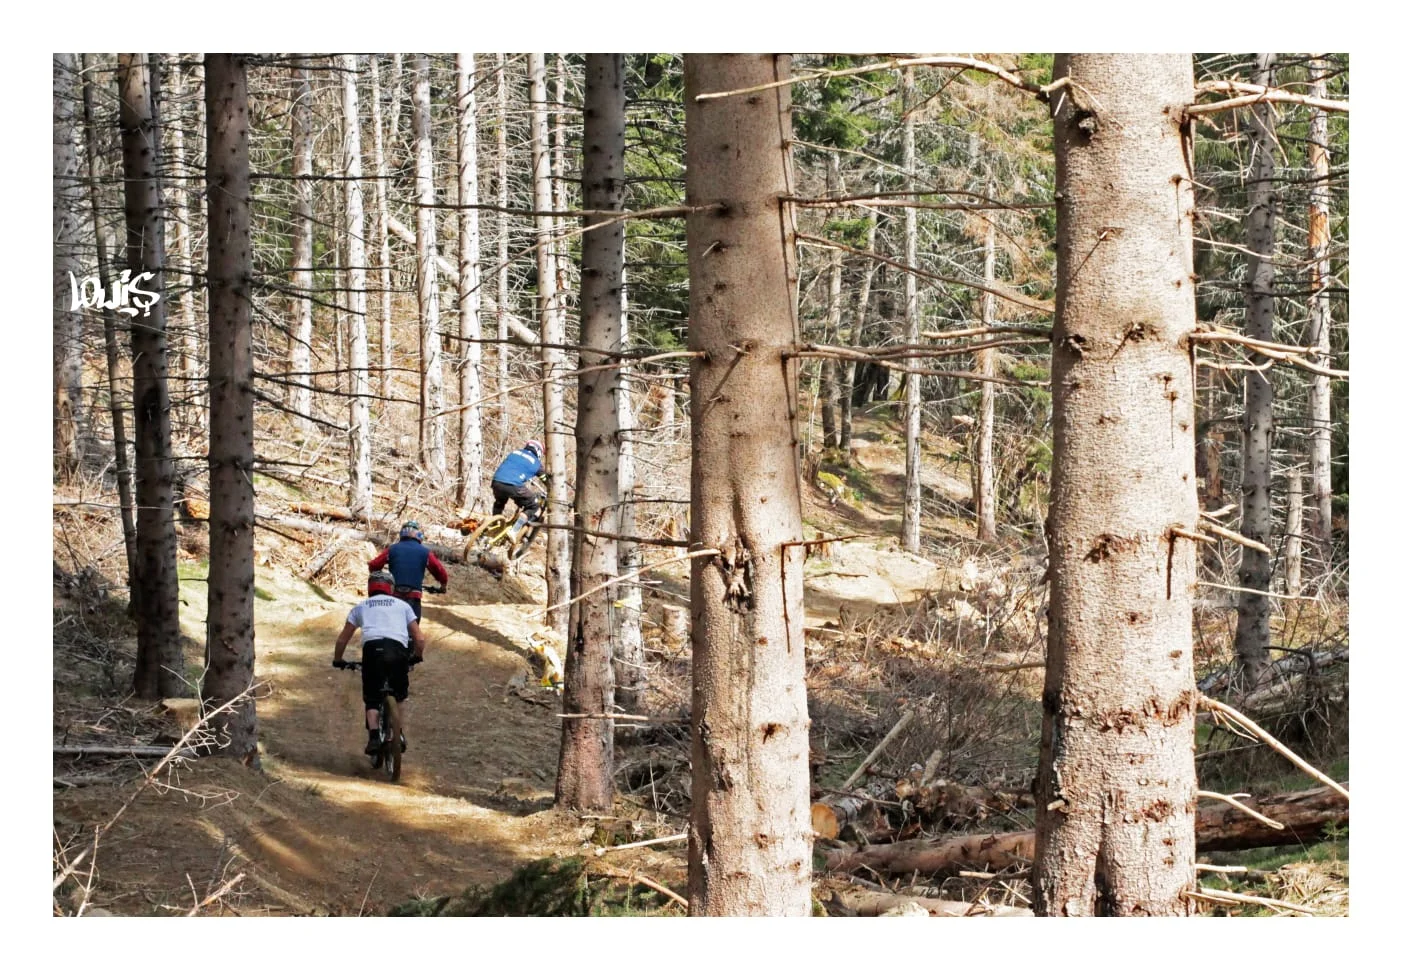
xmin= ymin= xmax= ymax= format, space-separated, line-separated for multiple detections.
xmin=493 ymin=448 xmax=542 ymax=486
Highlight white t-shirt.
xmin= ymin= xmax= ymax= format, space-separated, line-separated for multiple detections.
xmin=346 ymin=594 xmax=418 ymax=646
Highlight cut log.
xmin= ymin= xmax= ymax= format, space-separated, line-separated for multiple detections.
xmin=827 ymin=889 xmax=1031 ymax=918
xmin=812 ymin=791 xmax=895 ymax=843
xmin=824 ymin=785 xmax=1348 ymax=876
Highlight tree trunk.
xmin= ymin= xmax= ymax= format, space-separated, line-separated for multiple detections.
xmin=288 ymin=60 xmax=315 ymax=435
xmin=166 ymin=57 xmax=204 ymax=444
xmin=496 ymin=54 xmax=512 ymax=443
xmin=530 ymin=53 xmax=571 ymax=639
xmin=1234 ymin=53 xmax=1278 ymax=691
xmin=1305 ymin=56 xmax=1334 ymax=558
xmin=119 ymin=53 xmax=185 ymax=701
xmin=614 ymin=266 xmax=645 ymax=710
xmin=557 ymin=53 xmax=624 ymax=813
xmin=413 ymin=55 xmax=446 ymax=480
xmin=202 ymin=53 xmax=258 ymax=763
xmin=368 ymin=56 xmax=396 ymax=404
xmin=975 ymin=219 xmax=998 ymax=542
xmin=1033 ymin=53 xmax=1199 ymax=917
xmin=455 ymin=54 xmax=484 ymax=510
xmin=1284 ymin=468 xmax=1303 ymax=597
xmin=839 ymin=218 xmax=878 ymax=456
xmin=340 ymin=55 xmax=373 ymax=521
xmin=899 ymin=68 xmax=922 ymax=554
xmin=819 ymin=157 xmax=844 ymax=452
xmin=53 ymin=53 xmax=84 ymax=482
xmin=81 ymin=56 xmax=138 ymax=583
xmin=684 ymin=53 xmax=812 ymax=917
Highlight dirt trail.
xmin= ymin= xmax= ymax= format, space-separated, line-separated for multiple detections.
xmin=54 ymin=556 xmax=597 ymax=916
xmin=54 ymin=421 xmax=972 ymax=916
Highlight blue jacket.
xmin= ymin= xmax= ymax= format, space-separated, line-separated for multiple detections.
xmin=492 ymin=448 xmax=544 ymax=486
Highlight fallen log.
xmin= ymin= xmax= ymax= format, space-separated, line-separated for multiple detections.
xmin=825 ymin=786 xmax=1348 ymax=876
xmin=827 ymin=888 xmax=1031 ymax=918
xmin=287 ymin=501 xmax=357 ymax=522
xmin=813 ymin=776 xmax=1033 ymax=839
xmin=1196 ymin=785 xmax=1349 ymax=853
xmin=827 ymin=830 xmax=1034 ymax=877
xmin=257 ymin=513 xmax=465 ymax=564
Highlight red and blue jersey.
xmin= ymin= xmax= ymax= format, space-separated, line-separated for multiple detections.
xmin=369 ymin=538 xmax=448 ymax=599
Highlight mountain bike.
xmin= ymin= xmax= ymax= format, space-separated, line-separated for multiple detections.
xmin=340 ymin=654 xmax=420 ymax=782
xmin=461 ymin=478 xmax=549 ymax=566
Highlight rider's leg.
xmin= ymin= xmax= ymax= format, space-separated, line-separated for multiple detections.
xmin=491 ymin=480 xmax=513 ymax=517
xmin=362 ymin=643 xmax=386 ymax=753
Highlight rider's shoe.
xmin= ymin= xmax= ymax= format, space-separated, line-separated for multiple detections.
xmin=364 ymin=731 xmax=379 ymax=755
xmin=400 ymin=733 xmax=408 ymax=753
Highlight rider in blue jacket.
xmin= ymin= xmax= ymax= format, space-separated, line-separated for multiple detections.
xmin=491 ymin=439 xmax=546 ymax=523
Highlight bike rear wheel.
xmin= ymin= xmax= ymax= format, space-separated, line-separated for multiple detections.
xmin=382 ymin=695 xmax=402 ymax=782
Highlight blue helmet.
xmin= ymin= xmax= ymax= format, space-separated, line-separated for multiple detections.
xmin=400 ymin=520 xmax=424 ymax=541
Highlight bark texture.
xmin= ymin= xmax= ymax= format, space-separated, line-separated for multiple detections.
xmin=455 ymin=53 xmax=484 ymax=509
xmin=975 ymin=220 xmax=999 ymax=542
xmin=54 ymin=53 xmax=85 ymax=481
xmin=119 ymin=53 xmax=185 ymax=700
xmin=81 ymin=57 xmax=138 ymax=581
xmin=1233 ymin=53 xmax=1279 ymax=691
xmin=340 ymin=55 xmax=372 ymax=520
xmin=202 ymin=54 xmax=259 ymax=761
xmin=899 ymin=68 xmax=922 ymax=554
xmin=1032 ymin=54 xmax=1199 ymax=917
xmin=530 ymin=53 xmax=571 ymax=638
xmin=369 ymin=56 xmax=396 ymax=402
xmin=556 ymin=53 xmax=624 ymax=812
xmin=685 ymin=54 xmax=812 ymax=916
xmin=289 ymin=61 xmax=314 ymax=434
xmin=1305 ymin=57 xmax=1334 ymax=555
xmin=413 ymin=55 xmax=445 ymax=479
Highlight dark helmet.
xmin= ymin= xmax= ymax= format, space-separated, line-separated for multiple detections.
xmin=522 ymin=439 xmax=543 ymax=458
xmin=400 ymin=520 xmax=424 ymax=541
xmin=368 ymin=570 xmax=396 ymax=596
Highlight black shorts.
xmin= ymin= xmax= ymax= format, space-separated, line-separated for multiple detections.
xmin=361 ymin=638 xmax=411 ymax=707
xmin=491 ymin=480 xmax=542 ymax=520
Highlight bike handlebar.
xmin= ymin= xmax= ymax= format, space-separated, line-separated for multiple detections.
xmin=423 ymin=585 xmax=445 ymax=595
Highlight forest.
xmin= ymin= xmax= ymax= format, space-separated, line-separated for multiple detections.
xmin=51 ymin=53 xmax=1349 ymax=918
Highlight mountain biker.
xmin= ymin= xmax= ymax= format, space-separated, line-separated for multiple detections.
xmin=368 ymin=520 xmax=449 ymax=621
xmin=332 ymin=570 xmax=425 ymax=755
xmin=490 ymin=439 xmax=548 ymax=525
